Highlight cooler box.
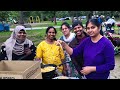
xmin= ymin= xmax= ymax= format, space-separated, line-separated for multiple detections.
xmin=0 ymin=24 xmax=4 ymax=31
xmin=4 ymin=24 xmax=10 ymax=31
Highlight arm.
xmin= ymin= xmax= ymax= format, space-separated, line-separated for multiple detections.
xmin=21 ymin=44 xmax=36 ymax=60
xmin=57 ymin=40 xmax=73 ymax=55
xmin=59 ymin=45 xmax=65 ymax=61
xmin=0 ymin=45 xmax=8 ymax=60
xmin=35 ymin=43 xmax=43 ymax=61
xmin=57 ymin=38 xmax=86 ymax=57
xmin=96 ymin=41 xmax=115 ymax=73
xmin=27 ymin=44 xmax=36 ymax=60
xmin=80 ymin=66 xmax=96 ymax=75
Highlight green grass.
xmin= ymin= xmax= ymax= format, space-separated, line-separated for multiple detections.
xmin=1 ymin=18 xmax=120 ymax=46
xmin=26 ymin=29 xmax=63 ymax=46
xmin=0 ymin=31 xmax=11 ymax=36
xmin=0 ymin=31 xmax=12 ymax=43
xmin=1 ymin=20 xmax=71 ymax=46
xmin=10 ymin=19 xmax=87 ymax=28
xmin=0 ymin=29 xmax=63 ymax=46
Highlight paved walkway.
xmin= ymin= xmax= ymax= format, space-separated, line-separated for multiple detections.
xmin=10 ymin=26 xmax=61 ymax=31
xmin=110 ymin=54 xmax=120 ymax=79
xmin=9 ymin=24 xmax=110 ymax=31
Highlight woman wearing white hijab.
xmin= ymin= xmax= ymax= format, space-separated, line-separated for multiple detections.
xmin=0 ymin=25 xmax=36 ymax=61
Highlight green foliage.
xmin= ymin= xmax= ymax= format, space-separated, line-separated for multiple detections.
xmin=2 ymin=11 xmax=120 ymax=24
xmin=0 ymin=11 xmax=10 ymax=21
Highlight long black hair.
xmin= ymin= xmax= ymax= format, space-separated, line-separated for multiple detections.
xmin=86 ymin=18 xmax=103 ymax=36
xmin=72 ymin=20 xmax=84 ymax=29
xmin=60 ymin=22 xmax=71 ymax=30
xmin=46 ymin=26 xmax=57 ymax=40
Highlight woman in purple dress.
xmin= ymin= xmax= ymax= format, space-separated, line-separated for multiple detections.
xmin=57 ymin=18 xmax=115 ymax=79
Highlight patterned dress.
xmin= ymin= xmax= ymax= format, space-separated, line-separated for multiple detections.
xmin=59 ymin=33 xmax=81 ymax=78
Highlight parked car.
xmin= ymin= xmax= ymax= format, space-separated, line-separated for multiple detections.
xmin=64 ymin=17 xmax=71 ymax=20
xmin=59 ymin=18 xmax=65 ymax=21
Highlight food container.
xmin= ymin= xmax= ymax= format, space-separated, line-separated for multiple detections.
xmin=41 ymin=61 xmax=70 ymax=79
xmin=41 ymin=64 xmax=57 ymax=79
xmin=53 ymin=76 xmax=79 ymax=79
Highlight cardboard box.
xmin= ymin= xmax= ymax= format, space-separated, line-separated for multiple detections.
xmin=28 ymin=68 xmax=42 ymax=79
xmin=0 ymin=60 xmax=41 ymax=79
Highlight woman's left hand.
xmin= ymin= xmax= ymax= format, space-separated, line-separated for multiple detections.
xmin=24 ymin=48 xmax=32 ymax=55
xmin=80 ymin=66 xmax=96 ymax=75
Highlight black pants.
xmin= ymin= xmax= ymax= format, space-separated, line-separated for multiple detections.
xmin=106 ymin=24 xmax=112 ymax=31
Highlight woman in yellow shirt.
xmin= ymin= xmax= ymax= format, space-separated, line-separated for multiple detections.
xmin=36 ymin=26 xmax=65 ymax=73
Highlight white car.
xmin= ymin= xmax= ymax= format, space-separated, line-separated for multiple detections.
xmin=59 ymin=18 xmax=65 ymax=21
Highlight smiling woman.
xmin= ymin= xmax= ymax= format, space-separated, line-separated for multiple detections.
xmin=57 ymin=18 xmax=115 ymax=79
xmin=35 ymin=26 xmax=65 ymax=74
xmin=0 ymin=25 xmax=36 ymax=61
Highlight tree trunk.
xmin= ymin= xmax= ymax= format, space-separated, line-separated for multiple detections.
xmin=19 ymin=11 xmax=24 ymax=24
xmin=53 ymin=11 xmax=57 ymax=25
xmin=71 ymin=16 xmax=74 ymax=23
xmin=87 ymin=11 xmax=93 ymax=21
xmin=54 ymin=16 xmax=57 ymax=25
xmin=40 ymin=13 xmax=43 ymax=22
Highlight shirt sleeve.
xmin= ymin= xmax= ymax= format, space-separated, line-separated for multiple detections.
xmin=59 ymin=46 xmax=65 ymax=61
xmin=96 ymin=41 xmax=115 ymax=73
xmin=71 ymin=38 xmax=86 ymax=58
xmin=36 ymin=43 xmax=43 ymax=59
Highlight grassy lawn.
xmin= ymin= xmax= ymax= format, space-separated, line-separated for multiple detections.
xmin=5 ymin=19 xmax=87 ymax=46
xmin=10 ymin=19 xmax=87 ymax=28
xmin=0 ymin=29 xmax=63 ymax=46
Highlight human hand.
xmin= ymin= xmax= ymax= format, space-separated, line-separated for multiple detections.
xmin=80 ymin=66 xmax=96 ymax=75
xmin=55 ymin=40 xmax=66 ymax=48
xmin=24 ymin=48 xmax=32 ymax=55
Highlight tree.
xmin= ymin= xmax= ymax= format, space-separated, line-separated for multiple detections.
xmin=87 ymin=11 xmax=93 ymax=20
xmin=0 ymin=11 xmax=10 ymax=22
xmin=19 ymin=11 xmax=24 ymax=24
xmin=42 ymin=11 xmax=57 ymax=25
xmin=68 ymin=11 xmax=77 ymax=23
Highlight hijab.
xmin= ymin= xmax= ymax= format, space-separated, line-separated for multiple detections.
xmin=3 ymin=25 xmax=33 ymax=60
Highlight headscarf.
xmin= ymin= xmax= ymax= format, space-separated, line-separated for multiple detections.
xmin=3 ymin=25 xmax=33 ymax=60
xmin=62 ymin=32 xmax=75 ymax=44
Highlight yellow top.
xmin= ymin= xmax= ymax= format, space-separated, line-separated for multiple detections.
xmin=36 ymin=40 xmax=65 ymax=72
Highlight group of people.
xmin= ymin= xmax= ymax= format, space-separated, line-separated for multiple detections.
xmin=0 ymin=18 xmax=115 ymax=79
xmin=104 ymin=16 xmax=116 ymax=32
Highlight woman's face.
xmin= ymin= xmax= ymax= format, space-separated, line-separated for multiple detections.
xmin=46 ymin=28 xmax=56 ymax=40
xmin=61 ymin=25 xmax=70 ymax=36
xmin=16 ymin=30 xmax=26 ymax=41
xmin=86 ymin=22 xmax=100 ymax=37
xmin=73 ymin=24 xmax=84 ymax=36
